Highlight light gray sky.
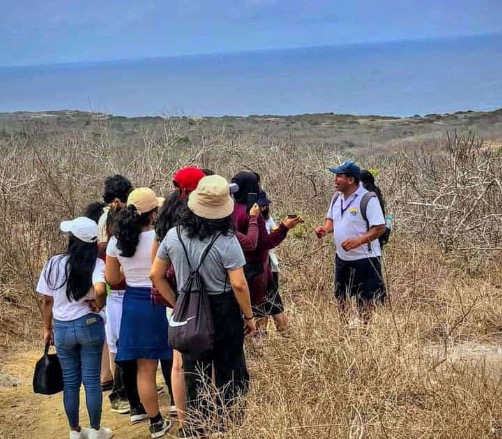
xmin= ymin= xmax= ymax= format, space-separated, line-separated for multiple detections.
xmin=1 ymin=0 xmax=501 ymax=66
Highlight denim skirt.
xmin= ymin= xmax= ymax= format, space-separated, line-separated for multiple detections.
xmin=115 ymin=286 xmax=172 ymax=362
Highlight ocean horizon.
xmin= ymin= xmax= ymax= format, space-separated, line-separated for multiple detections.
xmin=1 ymin=33 xmax=501 ymax=117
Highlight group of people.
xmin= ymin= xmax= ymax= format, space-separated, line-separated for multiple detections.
xmin=37 ymin=160 xmax=388 ymax=439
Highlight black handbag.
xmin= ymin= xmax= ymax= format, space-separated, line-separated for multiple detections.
xmin=33 ymin=343 xmax=64 ymax=395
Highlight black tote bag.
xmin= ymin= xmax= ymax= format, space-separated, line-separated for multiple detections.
xmin=33 ymin=343 xmax=64 ymax=395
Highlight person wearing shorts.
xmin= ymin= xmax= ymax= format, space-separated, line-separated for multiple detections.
xmin=315 ymin=160 xmax=386 ymax=323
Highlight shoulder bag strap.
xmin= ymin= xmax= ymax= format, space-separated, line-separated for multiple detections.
xmin=177 ymin=227 xmax=222 ymax=274
xmin=195 ymin=232 xmax=221 ymax=272
xmin=176 ymin=226 xmax=194 ymax=272
xmin=360 ymin=192 xmax=377 ymax=252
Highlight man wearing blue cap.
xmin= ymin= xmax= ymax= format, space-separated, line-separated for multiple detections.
xmin=315 ymin=160 xmax=386 ymax=322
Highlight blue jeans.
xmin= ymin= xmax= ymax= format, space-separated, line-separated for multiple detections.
xmin=54 ymin=314 xmax=105 ymax=430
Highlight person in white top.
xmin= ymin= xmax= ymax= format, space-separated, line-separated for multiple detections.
xmin=106 ymin=187 xmax=174 ymax=439
xmin=315 ymin=161 xmax=386 ymax=323
xmin=37 ymin=217 xmax=112 ymax=439
xmin=96 ymin=175 xmax=133 ymax=398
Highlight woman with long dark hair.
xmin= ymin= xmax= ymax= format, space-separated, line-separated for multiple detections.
xmin=151 ymin=175 xmax=256 ymax=438
xmin=360 ymin=170 xmax=385 ymax=214
xmin=37 ymin=217 xmax=112 ymax=439
xmin=106 ymin=188 xmax=175 ymax=439
xmin=152 ymin=167 xmax=206 ymax=429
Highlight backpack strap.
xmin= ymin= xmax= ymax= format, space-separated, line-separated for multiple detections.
xmin=176 ymin=226 xmax=221 ymax=274
xmin=360 ymin=191 xmax=377 ymax=253
xmin=329 ymin=192 xmax=340 ymax=213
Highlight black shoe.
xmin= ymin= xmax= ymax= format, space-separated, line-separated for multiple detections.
xmin=149 ymin=418 xmax=172 ymax=438
xmin=178 ymin=427 xmax=207 ymax=438
xmin=101 ymin=380 xmax=114 ymax=392
xmin=130 ymin=404 xmax=148 ymax=424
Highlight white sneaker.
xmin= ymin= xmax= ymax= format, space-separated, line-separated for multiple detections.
xmin=70 ymin=428 xmax=89 ymax=439
xmin=88 ymin=427 xmax=113 ymax=439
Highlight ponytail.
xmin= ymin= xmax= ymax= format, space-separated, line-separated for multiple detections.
xmin=115 ymin=205 xmax=153 ymax=257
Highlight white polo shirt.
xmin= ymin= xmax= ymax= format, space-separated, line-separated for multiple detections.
xmin=327 ymin=185 xmax=385 ymax=261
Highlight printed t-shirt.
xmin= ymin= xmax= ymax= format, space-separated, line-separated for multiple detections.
xmin=327 ymin=185 xmax=385 ymax=261
xmin=36 ymin=256 xmax=105 ymax=321
xmin=106 ymin=230 xmax=155 ymax=288
xmin=157 ymin=227 xmax=246 ymax=295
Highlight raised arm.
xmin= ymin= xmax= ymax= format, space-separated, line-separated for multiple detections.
xmin=236 ymin=206 xmax=259 ymax=251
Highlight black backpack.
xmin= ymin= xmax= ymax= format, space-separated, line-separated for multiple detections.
xmin=168 ymin=227 xmax=221 ymax=359
xmin=331 ymin=191 xmax=391 ymax=249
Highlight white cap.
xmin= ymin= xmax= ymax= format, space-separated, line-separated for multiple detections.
xmin=60 ymin=217 xmax=99 ymax=243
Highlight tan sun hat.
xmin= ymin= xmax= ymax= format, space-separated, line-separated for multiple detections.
xmin=127 ymin=188 xmax=164 ymax=214
xmin=188 ymin=175 xmax=234 ymax=220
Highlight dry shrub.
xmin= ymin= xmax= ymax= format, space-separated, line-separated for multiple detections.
xmin=0 ymin=122 xmax=501 ymax=437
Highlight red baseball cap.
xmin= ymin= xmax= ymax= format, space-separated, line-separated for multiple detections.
xmin=172 ymin=167 xmax=206 ymax=198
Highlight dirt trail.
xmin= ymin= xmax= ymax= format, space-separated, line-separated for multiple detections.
xmin=0 ymin=350 xmax=175 ymax=439
xmin=1 ymin=340 xmax=501 ymax=439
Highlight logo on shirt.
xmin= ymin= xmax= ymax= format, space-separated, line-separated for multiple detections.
xmin=349 ymin=207 xmax=358 ymax=216
xmin=168 ymin=316 xmax=195 ymax=327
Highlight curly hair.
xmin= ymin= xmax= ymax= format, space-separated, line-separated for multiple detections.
xmin=179 ymin=208 xmax=234 ymax=241
xmin=102 ymin=175 xmax=133 ymax=204
xmin=83 ymin=201 xmax=105 ymax=223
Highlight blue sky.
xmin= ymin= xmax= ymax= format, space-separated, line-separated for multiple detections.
xmin=1 ymin=0 xmax=501 ymax=66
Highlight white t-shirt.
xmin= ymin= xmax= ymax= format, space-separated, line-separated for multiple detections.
xmin=36 ymin=256 xmax=105 ymax=321
xmin=97 ymin=207 xmax=110 ymax=243
xmin=327 ymin=185 xmax=385 ymax=261
xmin=106 ymin=230 xmax=155 ymax=288
xmin=265 ymin=217 xmax=280 ymax=273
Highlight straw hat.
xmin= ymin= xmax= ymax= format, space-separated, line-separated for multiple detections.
xmin=188 ymin=175 xmax=234 ymax=219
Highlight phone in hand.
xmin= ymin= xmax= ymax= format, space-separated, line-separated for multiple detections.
xmin=246 ymin=193 xmax=258 ymax=213
xmin=287 ymin=214 xmax=298 ymax=219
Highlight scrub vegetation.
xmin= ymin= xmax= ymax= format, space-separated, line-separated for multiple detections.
xmin=0 ymin=110 xmax=501 ymax=438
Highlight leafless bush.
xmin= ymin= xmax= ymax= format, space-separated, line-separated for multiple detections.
xmin=387 ymin=131 xmax=502 ymax=251
xmin=0 ymin=122 xmax=501 ymax=438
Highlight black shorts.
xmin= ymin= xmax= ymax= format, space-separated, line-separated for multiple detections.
xmin=335 ymin=255 xmax=386 ymax=304
xmin=252 ymin=272 xmax=285 ymax=318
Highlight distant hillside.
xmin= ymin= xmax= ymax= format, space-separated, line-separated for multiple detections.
xmin=1 ymin=108 xmax=501 ymax=152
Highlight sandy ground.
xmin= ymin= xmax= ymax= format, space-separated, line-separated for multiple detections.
xmin=1 ymin=339 xmax=500 ymax=439
xmin=0 ymin=349 xmax=176 ymax=439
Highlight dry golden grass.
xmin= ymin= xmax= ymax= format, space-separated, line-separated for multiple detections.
xmin=0 ymin=124 xmax=500 ymax=438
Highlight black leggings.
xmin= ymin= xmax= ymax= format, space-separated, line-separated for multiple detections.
xmin=117 ymin=358 xmax=174 ymax=409
xmin=182 ymin=291 xmax=249 ymax=429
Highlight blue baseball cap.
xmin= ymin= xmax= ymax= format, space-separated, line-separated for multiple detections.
xmin=329 ymin=160 xmax=361 ymax=178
